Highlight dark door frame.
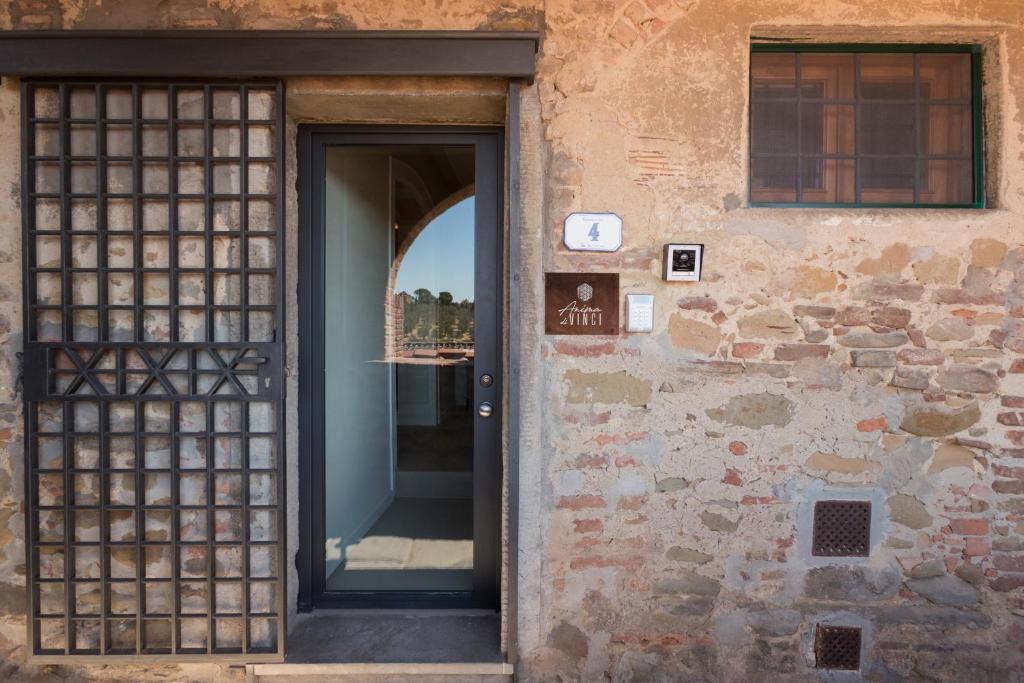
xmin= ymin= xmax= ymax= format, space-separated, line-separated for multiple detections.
xmin=296 ymin=126 xmax=503 ymax=610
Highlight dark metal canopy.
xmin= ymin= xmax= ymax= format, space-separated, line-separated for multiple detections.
xmin=0 ymin=30 xmax=539 ymax=78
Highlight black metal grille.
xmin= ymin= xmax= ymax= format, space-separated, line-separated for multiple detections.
xmin=22 ymin=81 xmax=286 ymax=659
xmin=812 ymin=500 xmax=871 ymax=557
xmin=815 ymin=625 xmax=862 ymax=670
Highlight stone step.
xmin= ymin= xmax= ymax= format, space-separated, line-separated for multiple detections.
xmin=249 ymin=662 xmax=514 ymax=683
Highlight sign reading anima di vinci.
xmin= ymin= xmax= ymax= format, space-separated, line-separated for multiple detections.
xmin=544 ymin=273 xmax=619 ymax=335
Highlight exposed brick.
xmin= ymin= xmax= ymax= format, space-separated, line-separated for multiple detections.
xmin=728 ymin=441 xmax=747 ymax=455
xmin=897 ymin=348 xmax=945 ymax=365
xmin=956 ymin=437 xmax=993 ymax=451
xmin=1002 ymin=396 xmax=1024 ymax=408
xmin=949 ymin=518 xmax=989 ymax=536
xmin=998 ymin=412 xmax=1024 ymax=426
xmin=570 ymin=555 xmax=643 ymax=570
xmin=993 ymin=464 xmax=1024 ymax=479
xmin=1010 ymin=359 xmax=1024 ymax=374
xmin=992 ymin=555 xmax=1024 ymax=572
xmin=857 ymin=416 xmax=888 ymax=432
xmin=908 ymin=328 xmax=927 ymax=347
xmin=731 ymin=342 xmax=763 ymax=359
xmin=617 ymin=495 xmax=646 ymax=511
xmin=573 ymin=518 xmax=603 ymax=533
xmin=1008 ymin=431 xmax=1024 ymax=446
xmin=994 ymin=538 xmax=1024 ymax=552
xmin=554 ymin=340 xmax=617 ymax=357
xmin=993 ymin=480 xmax=1024 ymax=495
xmin=608 ymin=18 xmax=639 ymax=48
xmin=989 ymin=575 xmax=1024 ymax=592
xmin=722 ymin=468 xmax=742 ymax=486
xmin=556 ymin=495 xmax=606 ymax=510
xmin=573 ymin=454 xmax=609 ymax=468
xmin=773 ymin=343 xmax=829 ymax=361
xmin=964 ymin=537 xmax=991 ymax=556
xmin=851 ymin=349 xmax=897 ymax=367
xmin=677 ymin=296 xmax=717 ymax=313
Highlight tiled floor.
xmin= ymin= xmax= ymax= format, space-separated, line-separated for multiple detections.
xmin=327 ymin=497 xmax=473 ymax=592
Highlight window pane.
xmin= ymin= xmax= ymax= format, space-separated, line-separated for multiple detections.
xmin=859 ymin=54 xmax=915 ymax=99
xmin=751 ymin=101 xmax=797 ymax=153
xmin=920 ymin=160 xmax=972 ymax=204
xmin=751 ymin=53 xmax=796 ymax=98
xmin=919 ymin=53 xmax=971 ymax=99
xmin=860 ymin=103 xmax=916 ymax=155
xmin=748 ymin=49 xmax=978 ymax=207
xmin=921 ymin=104 xmax=972 ymax=156
xmin=751 ymin=157 xmax=796 ymax=203
xmin=801 ymin=159 xmax=855 ymax=204
xmin=800 ymin=104 xmax=854 ymax=154
xmin=800 ymin=54 xmax=855 ymax=99
xmin=860 ymin=158 xmax=915 ymax=203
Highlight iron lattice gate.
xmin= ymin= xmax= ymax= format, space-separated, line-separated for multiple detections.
xmin=21 ymin=80 xmax=286 ymax=659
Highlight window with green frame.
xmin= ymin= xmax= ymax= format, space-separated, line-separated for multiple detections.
xmin=749 ymin=45 xmax=983 ymax=208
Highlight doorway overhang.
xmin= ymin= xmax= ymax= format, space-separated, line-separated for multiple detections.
xmin=0 ymin=30 xmax=539 ymax=80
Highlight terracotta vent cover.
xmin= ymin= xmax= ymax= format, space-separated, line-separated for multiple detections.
xmin=815 ymin=625 xmax=862 ymax=670
xmin=812 ymin=500 xmax=871 ymax=556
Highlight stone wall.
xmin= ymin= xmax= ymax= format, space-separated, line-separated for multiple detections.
xmin=516 ymin=1 xmax=1024 ymax=680
xmin=0 ymin=1 xmax=1021 ymax=682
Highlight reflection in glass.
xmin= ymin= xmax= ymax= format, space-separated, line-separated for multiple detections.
xmin=323 ymin=146 xmax=475 ymax=592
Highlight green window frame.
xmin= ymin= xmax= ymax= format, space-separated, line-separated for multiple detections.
xmin=749 ymin=44 xmax=984 ymax=209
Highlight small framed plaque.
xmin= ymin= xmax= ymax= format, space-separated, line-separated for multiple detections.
xmin=563 ymin=212 xmax=623 ymax=252
xmin=663 ymin=243 xmax=704 ymax=282
xmin=544 ymin=272 xmax=619 ymax=335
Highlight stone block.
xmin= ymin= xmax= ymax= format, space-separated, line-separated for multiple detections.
xmin=851 ymin=350 xmax=897 ymax=367
xmin=937 ymin=364 xmax=999 ymax=393
xmin=774 ymin=343 xmax=829 ymax=361
xmin=837 ymin=331 xmax=909 ymax=348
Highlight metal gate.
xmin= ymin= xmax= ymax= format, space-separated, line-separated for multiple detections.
xmin=21 ymin=80 xmax=286 ymax=659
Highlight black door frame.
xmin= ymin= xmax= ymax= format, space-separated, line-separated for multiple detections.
xmin=296 ymin=126 xmax=503 ymax=610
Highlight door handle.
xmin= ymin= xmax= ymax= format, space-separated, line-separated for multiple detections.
xmin=478 ymin=402 xmax=494 ymax=418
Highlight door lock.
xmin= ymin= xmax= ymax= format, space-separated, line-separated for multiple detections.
xmin=480 ymin=373 xmax=493 ymax=387
xmin=478 ymin=402 xmax=494 ymax=418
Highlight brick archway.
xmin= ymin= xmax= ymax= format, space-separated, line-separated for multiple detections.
xmin=385 ymin=183 xmax=476 ymax=361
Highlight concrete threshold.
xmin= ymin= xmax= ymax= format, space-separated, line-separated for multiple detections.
xmin=251 ymin=662 xmax=514 ymax=675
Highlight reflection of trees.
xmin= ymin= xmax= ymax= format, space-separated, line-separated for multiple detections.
xmin=401 ymin=288 xmax=474 ymax=345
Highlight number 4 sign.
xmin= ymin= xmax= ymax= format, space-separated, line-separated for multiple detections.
xmin=563 ymin=212 xmax=623 ymax=252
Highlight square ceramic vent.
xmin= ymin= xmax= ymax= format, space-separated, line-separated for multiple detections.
xmin=815 ymin=625 xmax=862 ymax=670
xmin=812 ymin=500 xmax=871 ymax=557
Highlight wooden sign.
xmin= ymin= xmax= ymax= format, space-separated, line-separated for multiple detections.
xmin=544 ymin=272 xmax=619 ymax=335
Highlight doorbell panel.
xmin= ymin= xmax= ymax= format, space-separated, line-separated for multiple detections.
xmin=663 ymin=243 xmax=704 ymax=282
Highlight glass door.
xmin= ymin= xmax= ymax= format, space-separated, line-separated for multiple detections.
xmin=299 ymin=130 xmax=501 ymax=608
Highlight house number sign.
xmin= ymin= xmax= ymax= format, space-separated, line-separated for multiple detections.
xmin=545 ymin=272 xmax=619 ymax=335
xmin=563 ymin=212 xmax=623 ymax=252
